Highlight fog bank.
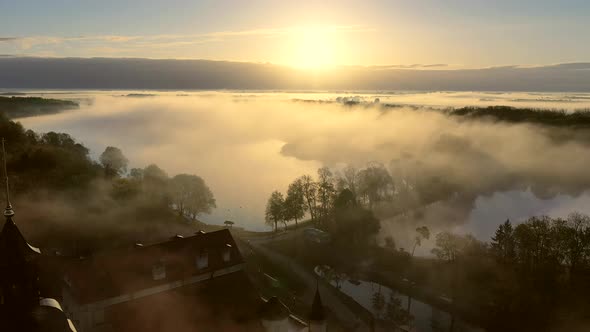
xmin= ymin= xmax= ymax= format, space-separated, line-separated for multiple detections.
xmin=2 ymin=57 xmax=590 ymax=91
xmin=17 ymin=91 xmax=590 ymax=238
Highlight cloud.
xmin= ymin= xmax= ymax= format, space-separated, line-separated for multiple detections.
xmin=542 ymin=63 xmax=590 ymax=70
xmin=205 ymin=24 xmax=374 ymax=38
xmin=1 ymin=57 xmax=589 ymax=91
xmin=421 ymin=63 xmax=448 ymax=68
xmin=374 ymin=64 xmax=449 ymax=69
xmin=0 ymin=24 xmax=374 ymax=55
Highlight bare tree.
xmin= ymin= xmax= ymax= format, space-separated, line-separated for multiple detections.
xmin=316 ymin=167 xmax=336 ymax=224
xmin=284 ymin=178 xmax=306 ymax=228
xmin=299 ymin=175 xmax=318 ymax=222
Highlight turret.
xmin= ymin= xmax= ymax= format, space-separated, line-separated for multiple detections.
xmin=0 ymin=138 xmax=41 ymax=308
xmin=259 ymin=296 xmax=291 ymax=332
xmin=309 ymin=284 xmax=327 ymax=332
xmin=0 ymin=138 xmax=77 ymax=331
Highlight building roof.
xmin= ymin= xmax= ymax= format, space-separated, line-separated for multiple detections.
xmin=0 ymin=218 xmax=41 ymax=266
xmin=106 ymin=269 xmax=264 ymax=332
xmin=259 ymin=296 xmax=290 ymax=321
xmin=309 ymin=286 xmax=326 ymax=321
xmin=0 ymin=217 xmax=74 ymax=332
xmin=64 ymin=229 xmax=244 ymax=304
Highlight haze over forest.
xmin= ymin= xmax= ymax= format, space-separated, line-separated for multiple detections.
xmin=2 ymin=1 xmax=590 ymax=331
xmin=5 ymin=91 xmax=588 ymax=254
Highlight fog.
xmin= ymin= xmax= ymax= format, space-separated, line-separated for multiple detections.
xmin=16 ymin=91 xmax=590 ymax=244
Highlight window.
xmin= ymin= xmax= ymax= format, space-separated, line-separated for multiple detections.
xmin=93 ymin=309 xmax=104 ymax=325
xmin=196 ymin=250 xmax=208 ymax=269
xmin=152 ymin=261 xmax=166 ymax=280
xmin=223 ymin=244 xmax=232 ymax=262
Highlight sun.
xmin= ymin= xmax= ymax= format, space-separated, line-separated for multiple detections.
xmin=291 ymin=26 xmax=336 ymax=69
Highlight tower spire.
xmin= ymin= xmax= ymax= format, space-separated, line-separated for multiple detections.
xmin=309 ymin=278 xmax=325 ymax=321
xmin=2 ymin=138 xmax=14 ymax=218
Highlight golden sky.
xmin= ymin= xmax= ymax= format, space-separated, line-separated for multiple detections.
xmin=0 ymin=1 xmax=589 ymax=69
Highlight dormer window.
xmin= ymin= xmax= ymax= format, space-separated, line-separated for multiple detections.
xmin=223 ymin=244 xmax=232 ymax=263
xmin=196 ymin=250 xmax=208 ymax=269
xmin=152 ymin=261 xmax=166 ymax=280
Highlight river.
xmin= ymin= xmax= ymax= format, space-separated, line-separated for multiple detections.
xmin=315 ymin=266 xmax=484 ymax=332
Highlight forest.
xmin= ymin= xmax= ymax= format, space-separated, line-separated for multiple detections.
xmin=265 ymin=164 xmax=590 ymax=331
xmin=0 ymin=113 xmax=216 ymax=253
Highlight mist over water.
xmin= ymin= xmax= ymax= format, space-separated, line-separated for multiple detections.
xmin=15 ymin=90 xmax=590 ymax=241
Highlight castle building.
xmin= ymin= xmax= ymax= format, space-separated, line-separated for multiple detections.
xmin=61 ymin=229 xmax=264 ymax=331
xmin=0 ymin=138 xmax=328 ymax=332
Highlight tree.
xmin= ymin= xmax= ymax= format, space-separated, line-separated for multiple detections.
xmin=384 ymin=293 xmax=412 ymax=327
xmin=513 ymin=216 xmax=559 ymax=272
xmin=316 ymin=167 xmax=336 ymax=224
xmin=129 ymin=167 xmax=144 ymax=180
xmin=284 ymin=178 xmax=306 ymax=227
xmin=412 ymin=226 xmax=430 ymax=257
xmin=358 ymin=163 xmax=394 ymax=209
xmin=224 ymin=220 xmax=235 ymax=228
xmin=372 ymin=289 xmax=386 ymax=313
xmin=329 ymin=189 xmax=380 ymax=247
xmin=491 ymin=219 xmax=516 ymax=264
xmin=333 ymin=188 xmax=356 ymax=209
xmin=110 ymin=178 xmax=140 ymax=200
xmin=384 ymin=236 xmax=396 ymax=250
xmin=265 ymin=191 xmax=285 ymax=232
xmin=170 ymin=174 xmax=216 ymax=220
xmin=142 ymin=164 xmax=169 ymax=199
xmin=299 ymin=175 xmax=318 ymax=222
xmin=143 ymin=164 xmax=168 ymax=184
xmin=561 ymin=213 xmax=590 ymax=277
xmin=341 ymin=165 xmax=360 ymax=202
xmin=99 ymin=146 xmax=128 ymax=177
xmin=431 ymin=232 xmax=481 ymax=263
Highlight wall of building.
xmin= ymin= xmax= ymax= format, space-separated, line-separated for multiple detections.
xmin=62 ymin=263 xmax=244 ymax=332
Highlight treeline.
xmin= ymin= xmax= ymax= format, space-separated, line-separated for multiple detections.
xmin=265 ymin=164 xmax=398 ymax=247
xmin=0 ymin=113 xmax=216 ymax=251
xmin=0 ymin=96 xmax=79 ymax=118
xmin=99 ymin=146 xmax=216 ymax=220
xmin=447 ymin=105 xmax=590 ymax=128
xmin=427 ymin=214 xmax=590 ymax=331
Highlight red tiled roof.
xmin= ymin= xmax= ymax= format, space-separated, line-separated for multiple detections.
xmin=64 ymin=229 xmax=244 ymax=304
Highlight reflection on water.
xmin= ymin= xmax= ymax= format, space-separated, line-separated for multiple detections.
xmin=315 ymin=266 xmax=484 ymax=332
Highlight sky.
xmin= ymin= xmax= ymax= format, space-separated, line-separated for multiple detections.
xmin=1 ymin=0 xmax=589 ymax=68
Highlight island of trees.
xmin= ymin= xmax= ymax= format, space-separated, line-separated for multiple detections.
xmin=0 ymin=96 xmax=79 ymax=118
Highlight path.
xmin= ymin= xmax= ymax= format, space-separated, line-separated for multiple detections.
xmin=245 ymin=236 xmax=370 ymax=331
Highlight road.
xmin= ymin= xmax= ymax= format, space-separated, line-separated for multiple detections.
xmin=243 ymin=234 xmax=370 ymax=331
